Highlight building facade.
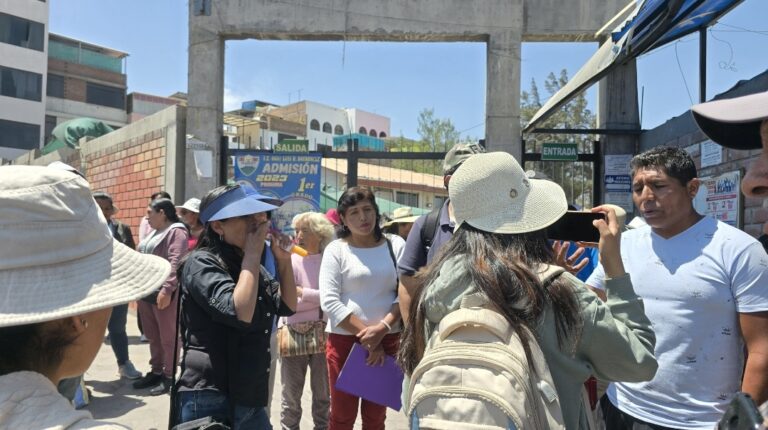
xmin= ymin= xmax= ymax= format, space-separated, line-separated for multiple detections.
xmin=45 ymin=33 xmax=129 ymax=144
xmin=0 ymin=0 xmax=49 ymax=160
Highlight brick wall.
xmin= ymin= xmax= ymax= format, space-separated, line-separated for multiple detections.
xmin=14 ymin=105 xmax=186 ymax=240
xmin=85 ymin=130 xmax=168 ymax=235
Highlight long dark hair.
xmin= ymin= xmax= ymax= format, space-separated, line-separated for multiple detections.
xmin=178 ymin=185 xmax=243 ymax=279
xmin=397 ymin=224 xmax=582 ymax=375
xmin=150 ymin=198 xmax=181 ymax=224
xmin=0 ymin=322 xmax=78 ymax=377
xmin=337 ymin=186 xmax=383 ymax=241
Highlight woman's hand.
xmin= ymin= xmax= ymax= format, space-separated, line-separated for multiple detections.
xmin=269 ymin=230 xmax=294 ymax=262
xmin=552 ymin=240 xmax=589 ymax=275
xmin=591 ymin=205 xmax=626 ymax=278
xmin=242 ymin=218 xmax=268 ymax=264
xmin=156 ymin=290 xmax=172 ymax=310
xmin=365 ymin=344 xmax=386 ymax=366
xmin=357 ymin=323 xmax=388 ymax=352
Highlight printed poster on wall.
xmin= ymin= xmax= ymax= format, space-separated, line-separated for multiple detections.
xmin=693 ymin=170 xmax=742 ymax=228
xmin=234 ymin=151 xmax=322 ymax=234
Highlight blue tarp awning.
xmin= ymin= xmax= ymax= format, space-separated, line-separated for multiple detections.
xmin=524 ymin=0 xmax=743 ymax=132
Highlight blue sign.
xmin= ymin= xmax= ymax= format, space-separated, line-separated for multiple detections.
xmin=605 ymin=174 xmax=632 ymax=192
xmin=234 ymin=151 xmax=322 ymax=234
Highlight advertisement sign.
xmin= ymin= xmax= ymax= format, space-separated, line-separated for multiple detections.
xmin=604 ymin=174 xmax=632 ymax=192
xmin=234 ymin=151 xmax=322 ymax=234
xmin=693 ymin=170 xmax=742 ymax=228
xmin=541 ymin=143 xmax=578 ymax=161
xmin=701 ymin=140 xmax=723 ymax=168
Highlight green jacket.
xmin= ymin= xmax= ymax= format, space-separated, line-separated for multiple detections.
xmin=416 ymin=257 xmax=657 ymax=429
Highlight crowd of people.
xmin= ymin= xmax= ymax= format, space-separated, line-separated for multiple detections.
xmin=0 ymin=90 xmax=767 ymax=430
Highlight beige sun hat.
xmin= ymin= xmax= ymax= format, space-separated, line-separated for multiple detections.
xmin=382 ymin=206 xmax=420 ymax=228
xmin=0 ymin=165 xmax=171 ymax=328
xmin=450 ymin=152 xmax=567 ymax=234
xmin=177 ymin=197 xmax=201 ymax=213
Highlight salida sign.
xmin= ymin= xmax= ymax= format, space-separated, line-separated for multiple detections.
xmin=541 ymin=143 xmax=578 ymax=161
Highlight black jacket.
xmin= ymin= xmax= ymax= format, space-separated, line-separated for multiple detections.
xmin=177 ymin=250 xmax=294 ymax=407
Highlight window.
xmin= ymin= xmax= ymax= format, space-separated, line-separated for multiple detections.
xmin=0 ymin=66 xmax=42 ymax=101
xmin=334 ymin=125 xmax=344 ymax=135
xmin=47 ymin=74 xmax=65 ymax=98
xmin=358 ymin=126 xmax=367 ymax=134
xmin=322 ymin=122 xmax=332 ymax=133
xmin=0 ymin=119 xmax=39 ymax=150
xmin=369 ymin=129 xmax=377 ymax=137
xmin=0 ymin=13 xmax=44 ymax=51
xmin=44 ymin=115 xmax=56 ymax=143
xmin=433 ymin=195 xmax=448 ymax=209
xmin=396 ymin=191 xmax=419 ymax=208
xmin=86 ymin=82 xmax=125 ymax=109
xmin=379 ymin=131 xmax=387 ymax=138
xmin=310 ymin=119 xmax=320 ymax=131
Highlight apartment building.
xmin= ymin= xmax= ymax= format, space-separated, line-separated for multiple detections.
xmin=0 ymin=1 xmax=49 ymax=160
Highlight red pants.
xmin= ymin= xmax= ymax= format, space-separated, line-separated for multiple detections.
xmin=326 ymin=332 xmax=400 ymax=430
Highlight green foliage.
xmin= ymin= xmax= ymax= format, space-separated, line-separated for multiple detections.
xmin=521 ymin=70 xmax=597 ymax=208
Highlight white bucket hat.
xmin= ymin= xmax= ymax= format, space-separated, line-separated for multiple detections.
xmin=382 ymin=207 xmax=420 ymax=228
xmin=450 ymin=152 xmax=567 ymax=234
xmin=177 ymin=197 xmax=201 ymax=213
xmin=0 ymin=165 xmax=171 ymax=328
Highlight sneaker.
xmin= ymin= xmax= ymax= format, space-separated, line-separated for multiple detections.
xmin=118 ymin=361 xmax=142 ymax=380
xmin=140 ymin=334 xmax=149 ymax=343
xmin=148 ymin=376 xmax=172 ymax=396
xmin=132 ymin=372 xmax=162 ymax=389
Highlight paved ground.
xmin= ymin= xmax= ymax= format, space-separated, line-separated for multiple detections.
xmin=83 ymin=312 xmax=409 ymax=429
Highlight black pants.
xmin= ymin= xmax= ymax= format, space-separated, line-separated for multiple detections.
xmin=600 ymin=395 xmax=683 ymax=430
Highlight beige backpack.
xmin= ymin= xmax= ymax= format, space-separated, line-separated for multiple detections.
xmin=406 ymin=265 xmax=567 ymax=430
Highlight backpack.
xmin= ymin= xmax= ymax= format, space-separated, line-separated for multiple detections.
xmin=419 ymin=207 xmax=441 ymax=252
xmin=406 ymin=265 xmax=567 ymax=430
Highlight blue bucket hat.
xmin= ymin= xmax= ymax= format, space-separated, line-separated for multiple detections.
xmin=199 ymin=184 xmax=283 ymax=224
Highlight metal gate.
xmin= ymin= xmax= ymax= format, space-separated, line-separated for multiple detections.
xmin=522 ymin=138 xmax=601 ymax=210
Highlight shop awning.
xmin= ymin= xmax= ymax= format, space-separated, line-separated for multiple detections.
xmin=523 ymin=0 xmax=744 ymax=133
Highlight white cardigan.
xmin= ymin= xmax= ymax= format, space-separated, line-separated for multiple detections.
xmin=0 ymin=371 xmax=126 ymax=429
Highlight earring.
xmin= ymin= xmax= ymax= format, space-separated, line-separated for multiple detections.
xmin=219 ymin=233 xmax=225 ymax=241
xmin=80 ymin=319 xmax=88 ymax=329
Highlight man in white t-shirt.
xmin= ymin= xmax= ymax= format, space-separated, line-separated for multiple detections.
xmin=587 ymin=146 xmax=768 ymax=429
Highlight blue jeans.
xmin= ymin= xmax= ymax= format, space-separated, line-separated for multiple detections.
xmin=108 ymin=304 xmax=129 ymax=365
xmin=178 ymin=390 xmax=273 ymax=430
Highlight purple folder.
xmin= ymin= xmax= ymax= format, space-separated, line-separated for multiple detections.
xmin=335 ymin=343 xmax=404 ymax=411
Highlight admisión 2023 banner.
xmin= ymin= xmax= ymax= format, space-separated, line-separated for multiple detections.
xmin=233 ymin=151 xmax=322 ymax=234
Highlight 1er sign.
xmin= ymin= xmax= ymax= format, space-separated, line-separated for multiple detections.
xmin=542 ymin=143 xmax=578 ymax=161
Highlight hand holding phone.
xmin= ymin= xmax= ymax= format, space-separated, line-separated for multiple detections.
xmin=546 ymin=211 xmax=605 ymax=244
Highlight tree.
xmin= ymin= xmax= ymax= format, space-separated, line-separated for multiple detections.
xmin=385 ymin=108 xmax=473 ymax=176
xmin=417 ymin=108 xmax=461 ymax=152
xmin=521 ymin=70 xmax=597 ymax=208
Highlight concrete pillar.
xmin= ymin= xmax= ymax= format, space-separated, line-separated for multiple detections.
xmin=486 ymin=30 xmax=522 ymax=159
xmin=185 ymin=25 xmax=224 ymax=200
xmin=597 ymin=57 xmax=640 ymax=206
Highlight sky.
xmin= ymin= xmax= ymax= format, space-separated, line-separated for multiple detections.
xmin=49 ymin=0 xmax=768 ymax=141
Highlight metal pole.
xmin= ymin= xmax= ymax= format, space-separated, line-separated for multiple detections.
xmin=699 ymin=28 xmax=707 ymax=103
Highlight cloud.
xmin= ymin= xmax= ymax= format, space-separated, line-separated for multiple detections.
xmin=223 ymin=87 xmax=248 ymax=111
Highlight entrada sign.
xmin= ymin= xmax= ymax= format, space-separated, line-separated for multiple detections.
xmin=541 ymin=143 xmax=578 ymax=161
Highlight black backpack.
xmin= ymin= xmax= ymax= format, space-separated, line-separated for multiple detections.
xmin=419 ymin=207 xmax=441 ymax=253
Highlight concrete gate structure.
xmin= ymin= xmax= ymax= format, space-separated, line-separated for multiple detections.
xmin=186 ymin=0 xmax=634 ymax=199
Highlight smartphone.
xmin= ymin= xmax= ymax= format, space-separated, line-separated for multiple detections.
xmin=545 ymin=211 xmax=605 ymax=243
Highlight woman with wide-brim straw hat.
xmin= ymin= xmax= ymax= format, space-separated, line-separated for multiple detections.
xmin=382 ymin=206 xmax=420 ymax=240
xmin=0 ymin=165 xmax=171 ymax=429
xmin=398 ymin=152 xmax=658 ymax=430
